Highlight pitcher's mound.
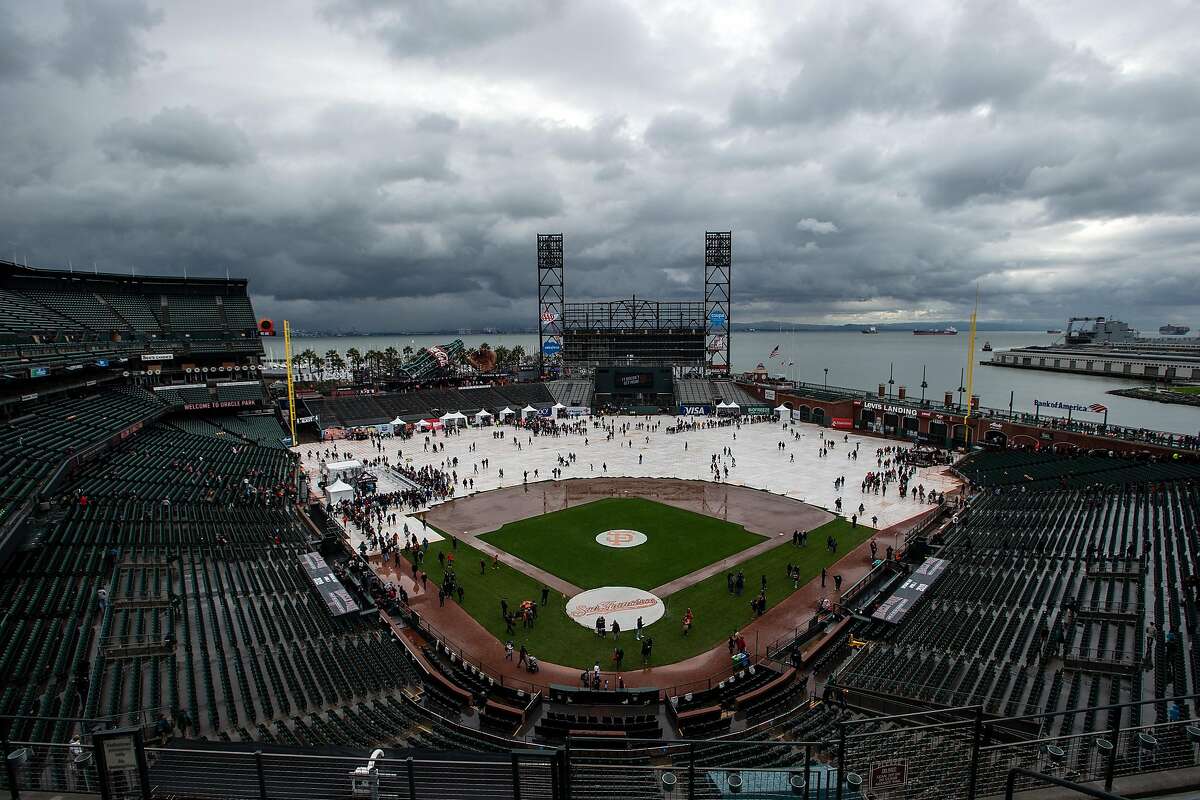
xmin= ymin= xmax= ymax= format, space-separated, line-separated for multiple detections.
xmin=595 ymin=529 xmax=647 ymax=548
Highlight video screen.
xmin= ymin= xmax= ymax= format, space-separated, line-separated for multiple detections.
xmin=617 ymin=371 xmax=654 ymax=388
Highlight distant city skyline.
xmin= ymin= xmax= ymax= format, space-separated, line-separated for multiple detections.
xmin=2 ymin=1 xmax=1198 ymax=331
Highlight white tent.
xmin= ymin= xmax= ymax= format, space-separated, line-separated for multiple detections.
xmin=498 ymin=407 xmax=515 ymax=418
xmin=521 ymin=405 xmax=538 ymax=417
xmin=715 ymin=401 xmax=733 ymax=409
xmin=473 ymin=409 xmax=493 ymax=425
xmin=325 ymin=459 xmax=361 ymax=481
xmin=324 ymin=478 xmax=354 ymax=506
xmin=774 ymin=404 xmax=789 ymax=415
xmin=390 ymin=416 xmax=405 ymax=426
xmin=551 ymin=402 xmax=566 ymax=409
xmin=440 ymin=411 xmax=468 ymax=428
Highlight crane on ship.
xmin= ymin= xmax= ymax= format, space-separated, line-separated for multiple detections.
xmin=1065 ymin=316 xmax=1105 ymax=345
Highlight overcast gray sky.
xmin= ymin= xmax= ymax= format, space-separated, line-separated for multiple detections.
xmin=2 ymin=0 xmax=1199 ymax=331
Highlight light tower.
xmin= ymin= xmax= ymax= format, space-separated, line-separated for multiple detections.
xmin=704 ymin=231 xmax=732 ymax=375
xmin=536 ymin=233 xmax=564 ymax=378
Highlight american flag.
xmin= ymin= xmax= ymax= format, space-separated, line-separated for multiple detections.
xmin=1088 ymin=403 xmax=1108 ymax=413
xmin=768 ymin=345 xmax=780 ymax=358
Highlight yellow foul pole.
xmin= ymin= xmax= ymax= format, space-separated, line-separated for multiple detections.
xmin=283 ymin=319 xmax=298 ymax=447
xmin=963 ymin=286 xmax=979 ymax=437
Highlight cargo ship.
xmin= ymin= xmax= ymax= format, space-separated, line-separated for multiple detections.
xmin=913 ymin=327 xmax=958 ymax=335
xmin=981 ymin=341 xmax=992 ymax=351
xmin=861 ymin=326 xmax=878 ymax=334
xmin=1160 ymin=324 xmax=1191 ymax=336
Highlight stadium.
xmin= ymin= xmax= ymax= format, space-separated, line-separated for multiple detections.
xmin=1 ymin=245 xmax=1200 ymax=800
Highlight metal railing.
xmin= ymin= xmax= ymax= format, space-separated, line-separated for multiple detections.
xmin=4 ymin=694 xmax=1199 ymax=799
xmin=740 ymin=379 xmax=1200 ymax=449
xmin=1 ymin=740 xmax=565 ymax=800
xmin=566 ymin=692 xmax=1200 ymax=800
xmin=1003 ymin=767 xmax=1127 ymax=800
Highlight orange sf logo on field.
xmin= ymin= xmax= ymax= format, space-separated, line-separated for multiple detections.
xmin=604 ymin=532 xmax=635 ymax=545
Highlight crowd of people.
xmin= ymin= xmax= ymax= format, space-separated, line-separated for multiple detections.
xmin=293 ymin=409 xmax=967 ymax=692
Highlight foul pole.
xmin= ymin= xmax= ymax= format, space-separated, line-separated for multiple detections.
xmin=962 ymin=286 xmax=979 ymax=441
xmin=283 ymin=319 xmax=298 ymax=447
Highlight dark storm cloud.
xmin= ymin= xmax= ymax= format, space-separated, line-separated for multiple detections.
xmin=730 ymin=1 xmax=1062 ymax=126
xmin=0 ymin=9 xmax=37 ymax=82
xmin=52 ymin=0 xmax=163 ymax=81
xmin=1 ymin=0 xmax=1199 ymax=332
xmin=100 ymin=107 xmax=255 ymax=168
xmin=547 ymin=116 xmax=631 ymax=164
xmin=371 ymin=153 xmax=458 ymax=184
xmin=320 ymin=0 xmax=563 ymax=58
xmin=413 ymin=113 xmax=459 ymax=134
xmin=643 ymin=111 xmax=713 ymax=154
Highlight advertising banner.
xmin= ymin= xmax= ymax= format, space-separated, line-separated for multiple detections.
xmin=1035 ymin=399 xmax=1107 ymax=413
xmin=182 ymin=398 xmax=259 ymax=411
xmin=679 ymin=404 xmax=712 ymax=416
xmin=299 ymin=552 xmax=360 ymax=616
xmin=863 ymin=400 xmax=918 ymax=417
xmin=872 ymin=557 xmax=949 ymax=624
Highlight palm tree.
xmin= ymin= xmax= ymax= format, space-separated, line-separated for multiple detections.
xmin=493 ymin=345 xmax=511 ymax=370
xmin=296 ymin=347 xmax=319 ymax=376
xmin=326 ymin=350 xmax=345 ymax=375
xmin=510 ymin=345 xmax=527 ymax=367
xmin=402 ymin=345 xmax=414 ymax=358
xmin=346 ymin=347 xmax=363 ymax=373
xmin=365 ymin=349 xmax=382 ymax=380
xmin=384 ymin=346 xmax=400 ymax=377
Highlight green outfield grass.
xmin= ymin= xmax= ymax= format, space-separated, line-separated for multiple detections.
xmin=1170 ymin=386 xmax=1200 ymax=395
xmin=478 ymin=497 xmax=764 ymax=590
xmin=414 ymin=515 xmax=870 ymax=670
